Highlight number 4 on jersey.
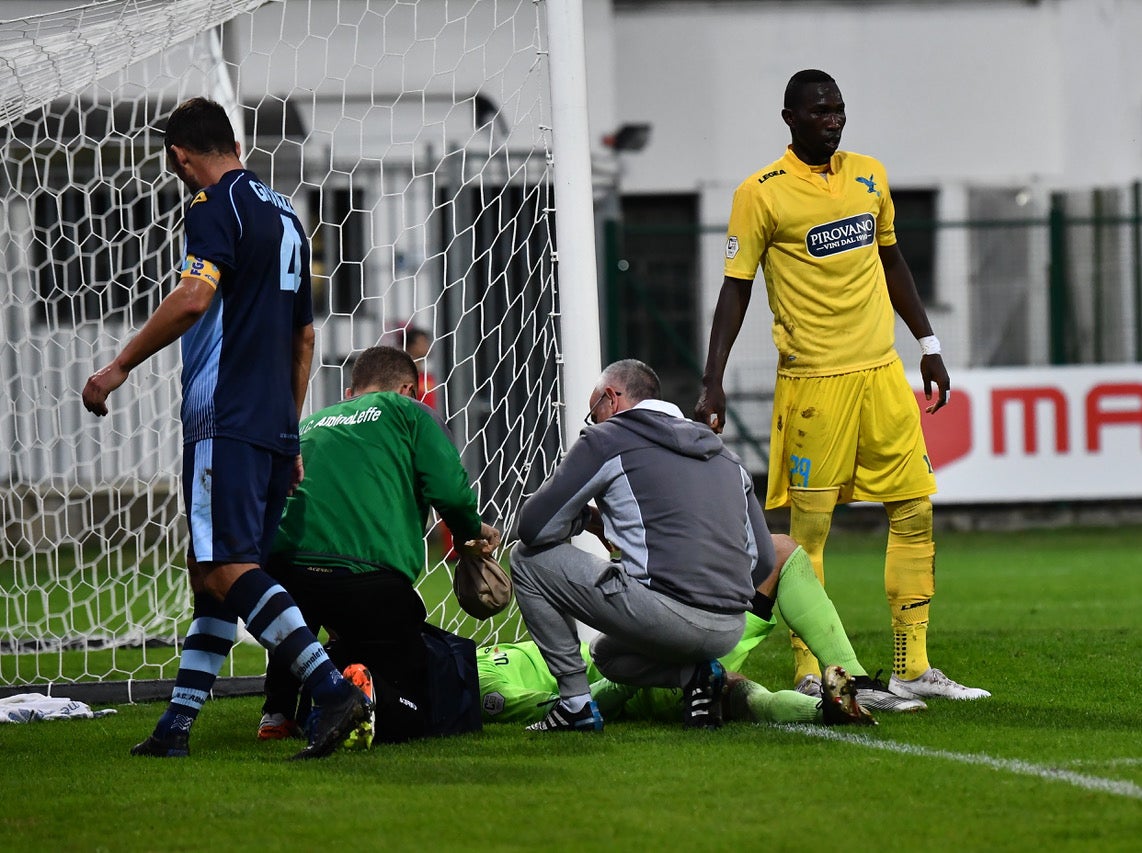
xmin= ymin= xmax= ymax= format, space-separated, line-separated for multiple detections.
xmin=279 ymin=215 xmax=303 ymax=292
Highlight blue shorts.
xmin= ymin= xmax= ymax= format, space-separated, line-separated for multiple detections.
xmin=182 ymin=437 xmax=295 ymax=565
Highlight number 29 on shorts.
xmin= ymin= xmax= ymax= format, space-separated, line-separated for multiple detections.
xmin=789 ymin=454 xmax=812 ymax=487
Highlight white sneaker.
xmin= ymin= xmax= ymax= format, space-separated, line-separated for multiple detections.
xmin=795 ymin=673 xmax=822 ymax=699
xmin=851 ymin=673 xmax=927 ymax=712
xmin=889 ymin=667 xmax=991 ymax=700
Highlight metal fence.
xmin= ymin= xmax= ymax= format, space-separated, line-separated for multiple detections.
xmin=604 ymin=183 xmax=1142 ymax=470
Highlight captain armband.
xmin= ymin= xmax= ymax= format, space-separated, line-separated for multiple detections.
xmin=180 ymin=254 xmax=221 ymax=289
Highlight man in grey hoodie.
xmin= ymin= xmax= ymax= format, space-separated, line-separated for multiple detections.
xmin=511 ymin=359 xmax=766 ymax=732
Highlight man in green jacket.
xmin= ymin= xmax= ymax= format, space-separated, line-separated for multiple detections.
xmin=261 ymin=345 xmax=499 ymax=743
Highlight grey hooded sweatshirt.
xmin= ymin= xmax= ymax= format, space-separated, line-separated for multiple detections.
xmin=517 ymin=400 xmax=770 ymax=614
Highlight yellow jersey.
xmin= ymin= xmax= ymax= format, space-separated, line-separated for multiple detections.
xmin=724 ymin=146 xmax=898 ymax=377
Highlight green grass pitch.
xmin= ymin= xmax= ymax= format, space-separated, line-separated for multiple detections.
xmin=1 ymin=524 xmax=1140 ymax=851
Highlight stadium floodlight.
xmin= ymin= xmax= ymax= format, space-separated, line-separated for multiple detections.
xmin=604 ymin=123 xmax=652 ymax=152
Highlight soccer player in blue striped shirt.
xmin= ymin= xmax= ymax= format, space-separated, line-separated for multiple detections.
xmin=82 ymin=97 xmax=371 ymax=759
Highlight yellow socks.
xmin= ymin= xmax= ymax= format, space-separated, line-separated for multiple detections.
xmin=884 ymin=498 xmax=936 ymax=679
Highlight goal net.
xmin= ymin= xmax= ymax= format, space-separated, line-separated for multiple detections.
xmin=0 ymin=0 xmax=570 ymax=700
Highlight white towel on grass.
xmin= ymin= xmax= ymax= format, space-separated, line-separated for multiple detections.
xmin=0 ymin=693 xmax=117 ymax=723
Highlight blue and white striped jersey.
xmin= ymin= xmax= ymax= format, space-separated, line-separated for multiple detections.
xmin=177 ymin=168 xmax=313 ymax=454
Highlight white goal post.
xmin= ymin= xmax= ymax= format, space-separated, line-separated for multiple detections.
xmin=0 ymin=0 xmax=601 ymax=700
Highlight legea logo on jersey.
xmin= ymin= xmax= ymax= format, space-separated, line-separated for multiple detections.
xmin=805 ymin=213 xmax=876 ymax=258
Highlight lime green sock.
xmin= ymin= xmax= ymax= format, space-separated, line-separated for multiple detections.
xmin=589 ymin=678 xmax=638 ymax=717
xmin=727 ymin=679 xmax=819 ymax=724
xmin=775 ymin=547 xmax=866 ymax=678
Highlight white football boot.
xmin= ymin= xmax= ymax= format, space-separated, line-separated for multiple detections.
xmin=889 ymin=667 xmax=991 ymax=700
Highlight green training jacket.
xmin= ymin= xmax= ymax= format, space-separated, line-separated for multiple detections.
xmin=270 ymin=391 xmax=483 ymax=583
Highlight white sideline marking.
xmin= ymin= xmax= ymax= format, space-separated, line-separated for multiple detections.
xmin=782 ymin=725 xmax=1142 ymax=801
xmin=1064 ymin=758 xmax=1142 ymax=768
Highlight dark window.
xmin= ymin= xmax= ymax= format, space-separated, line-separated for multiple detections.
xmin=612 ymin=194 xmax=700 ymax=406
xmin=307 ymin=185 xmax=368 ymax=316
xmin=31 ymin=180 xmax=180 ymax=326
xmin=434 ymin=177 xmax=560 ymax=505
xmin=891 ymin=188 xmax=937 ymax=303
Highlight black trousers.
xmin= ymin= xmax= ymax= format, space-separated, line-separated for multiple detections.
xmin=264 ymin=560 xmax=429 ymax=743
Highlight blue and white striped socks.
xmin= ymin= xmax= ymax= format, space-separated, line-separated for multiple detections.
xmin=155 ymin=591 xmax=236 ymax=737
xmin=223 ymin=569 xmax=349 ymax=706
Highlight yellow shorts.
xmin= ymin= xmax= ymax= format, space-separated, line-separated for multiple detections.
xmin=765 ymin=357 xmax=936 ymax=509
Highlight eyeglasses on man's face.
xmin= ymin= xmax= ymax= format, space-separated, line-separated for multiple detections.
xmin=584 ymin=390 xmax=621 ymax=427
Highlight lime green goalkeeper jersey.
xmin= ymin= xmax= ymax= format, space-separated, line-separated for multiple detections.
xmin=723 ymin=146 xmax=899 ymax=377
xmin=270 ymin=391 xmax=483 ymax=584
xmin=477 ymin=613 xmax=777 ymax=724
xmin=477 ymin=641 xmax=603 ymax=723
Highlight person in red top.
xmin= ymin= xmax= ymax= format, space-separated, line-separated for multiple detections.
xmin=395 ymin=324 xmax=456 ymax=557
xmin=399 ymin=325 xmax=455 ymax=556
xmin=401 ymin=326 xmax=438 ymax=411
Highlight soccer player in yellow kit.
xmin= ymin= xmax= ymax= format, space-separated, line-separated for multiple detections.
xmin=696 ymin=69 xmax=988 ymax=701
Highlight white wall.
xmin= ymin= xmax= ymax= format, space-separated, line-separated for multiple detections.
xmin=4 ymin=0 xmax=1139 ymax=218
xmin=600 ymin=0 xmax=1142 ymax=386
xmin=611 ymin=0 xmax=1142 ymax=193
xmin=4 ymin=0 xmax=1138 ymax=379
